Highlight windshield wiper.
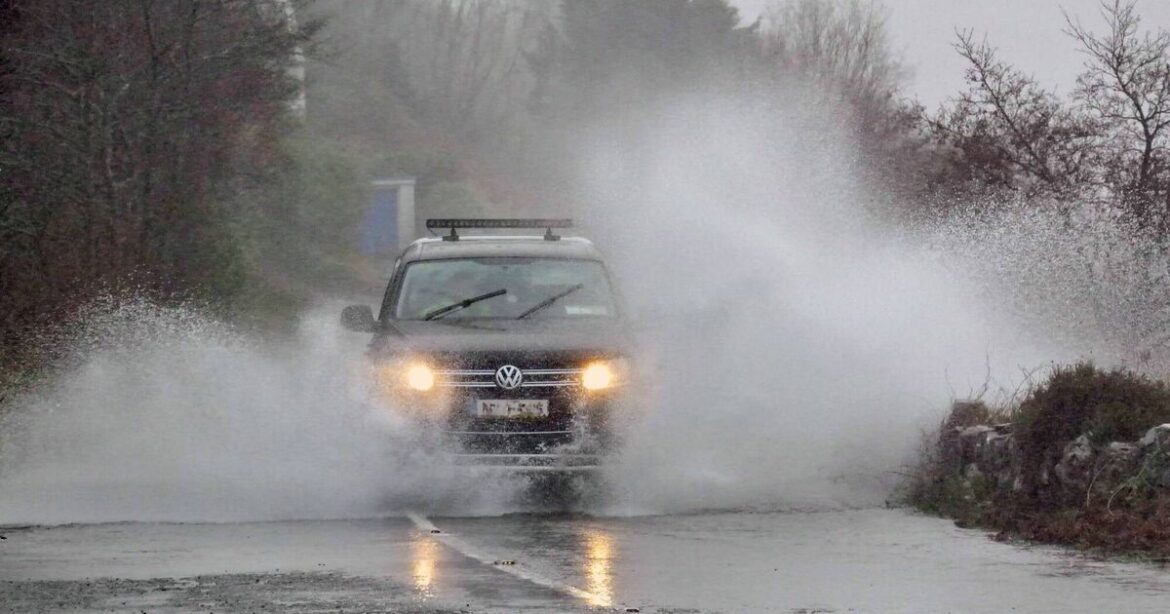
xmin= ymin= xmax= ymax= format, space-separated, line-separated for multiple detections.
xmin=517 ymin=284 xmax=584 ymax=319
xmin=424 ymin=288 xmax=507 ymax=321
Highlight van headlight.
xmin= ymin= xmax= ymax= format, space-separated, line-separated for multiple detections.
xmin=581 ymin=358 xmax=628 ymax=391
xmin=372 ymin=359 xmax=437 ymax=393
xmin=405 ymin=363 xmax=436 ymax=391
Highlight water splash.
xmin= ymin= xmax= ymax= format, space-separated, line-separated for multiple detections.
xmin=4 ymin=94 xmax=1162 ymax=523
xmin=0 ymin=299 xmax=523 ymax=525
xmin=582 ymin=94 xmax=1072 ymax=514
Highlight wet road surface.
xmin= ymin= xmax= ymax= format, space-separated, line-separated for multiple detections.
xmin=3 ymin=508 xmax=1170 ymax=613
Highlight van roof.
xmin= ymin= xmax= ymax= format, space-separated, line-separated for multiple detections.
xmin=399 ymin=235 xmax=603 ymax=263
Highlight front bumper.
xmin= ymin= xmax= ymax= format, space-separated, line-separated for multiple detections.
xmin=369 ymin=357 xmax=626 ymax=472
xmin=378 ymin=394 xmax=617 ymax=472
xmin=440 ymin=401 xmax=614 ymax=472
xmin=449 ymin=452 xmax=604 ymax=473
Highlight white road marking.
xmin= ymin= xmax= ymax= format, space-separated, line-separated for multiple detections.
xmin=405 ymin=511 xmax=607 ymax=605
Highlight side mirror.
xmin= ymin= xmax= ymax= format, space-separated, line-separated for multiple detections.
xmin=341 ymin=305 xmax=379 ymax=333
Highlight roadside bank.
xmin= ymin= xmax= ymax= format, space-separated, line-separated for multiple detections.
xmin=907 ymin=363 xmax=1170 ymax=557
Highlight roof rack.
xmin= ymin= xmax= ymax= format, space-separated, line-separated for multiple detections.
xmin=425 ymin=218 xmax=573 ymax=242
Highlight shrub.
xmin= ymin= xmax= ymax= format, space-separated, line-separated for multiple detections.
xmin=944 ymin=400 xmax=1008 ymax=429
xmin=1015 ymin=363 xmax=1170 ymax=474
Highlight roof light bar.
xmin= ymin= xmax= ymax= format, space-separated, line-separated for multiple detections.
xmin=426 ymin=219 xmax=573 ymax=229
xmin=426 ymin=218 xmax=574 ymax=241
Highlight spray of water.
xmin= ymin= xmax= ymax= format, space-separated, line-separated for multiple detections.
xmin=583 ymin=94 xmax=1073 ymax=513
xmin=930 ymin=202 xmax=1170 ymax=370
xmin=0 ymin=300 xmax=527 ymax=525
xmin=2 ymin=90 xmax=1151 ymax=525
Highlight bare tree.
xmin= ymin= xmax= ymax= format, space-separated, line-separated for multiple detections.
xmin=927 ymin=31 xmax=1100 ymax=200
xmin=759 ymin=0 xmax=945 ymax=209
xmin=760 ymin=0 xmax=903 ymax=108
xmin=389 ymin=0 xmax=551 ymax=140
xmin=1065 ymin=0 xmax=1170 ymax=227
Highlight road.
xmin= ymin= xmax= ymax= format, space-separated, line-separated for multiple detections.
xmin=4 ymin=508 xmax=1170 ymax=613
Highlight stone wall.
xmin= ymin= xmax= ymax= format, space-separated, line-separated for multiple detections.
xmin=942 ymin=420 xmax=1170 ymax=501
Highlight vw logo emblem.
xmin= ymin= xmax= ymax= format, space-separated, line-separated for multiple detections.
xmin=495 ymin=365 xmax=524 ymax=390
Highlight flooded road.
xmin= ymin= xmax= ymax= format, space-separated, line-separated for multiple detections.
xmin=4 ymin=508 xmax=1170 ymax=613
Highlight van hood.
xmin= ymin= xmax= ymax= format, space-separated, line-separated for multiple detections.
xmin=371 ymin=318 xmax=631 ymax=356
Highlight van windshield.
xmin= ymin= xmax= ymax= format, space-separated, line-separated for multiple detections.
xmin=394 ymin=257 xmax=618 ymax=320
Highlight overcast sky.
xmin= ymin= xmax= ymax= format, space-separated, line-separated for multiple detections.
xmin=731 ymin=0 xmax=1170 ymax=108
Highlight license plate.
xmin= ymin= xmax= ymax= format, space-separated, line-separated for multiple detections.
xmin=476 ymin=399 xmax=549 ymax=418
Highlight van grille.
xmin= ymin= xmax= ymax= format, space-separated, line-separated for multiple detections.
xmin=435 ymin=367 xmax=582 ymax=389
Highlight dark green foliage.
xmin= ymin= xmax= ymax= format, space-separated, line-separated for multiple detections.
xmin=0 ymin=0 xmax=321 ymax=366
xmin=1016 ymin=363 xmax=1170 ymax=471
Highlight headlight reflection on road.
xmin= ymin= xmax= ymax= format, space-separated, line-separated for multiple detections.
xmin=584 ymin=529 xmax=614 ymax=607
xmin=411 ymin=536 xmax=439 ymax=596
